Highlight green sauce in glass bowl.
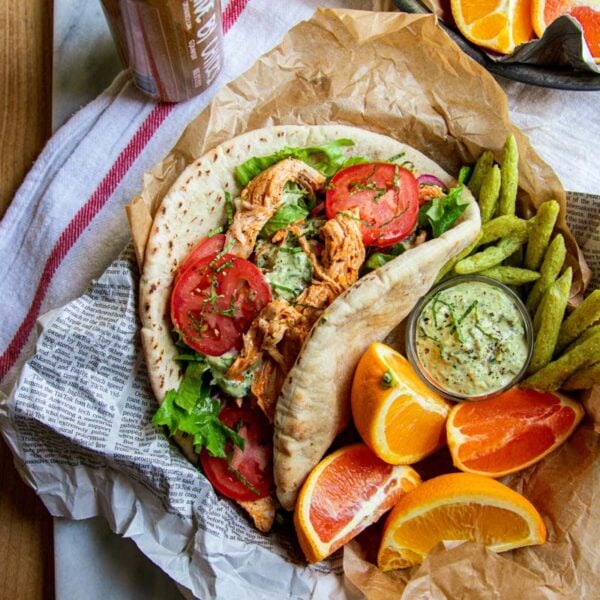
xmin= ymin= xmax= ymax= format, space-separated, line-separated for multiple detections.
xmin=406 ymin=276 xmax=533 ymax=401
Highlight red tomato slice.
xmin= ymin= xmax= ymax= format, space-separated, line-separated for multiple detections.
xmin=171 ymin=252 xmax=271 ymax=356
xmin=325 ymin=162 xmax=419 ymax=247
xmin=200 ymin=405 xmax=273 ymax=501
xmin=176 ymin=234 xmax=226 ymax=282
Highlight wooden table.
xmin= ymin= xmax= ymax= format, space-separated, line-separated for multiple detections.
xmin=0 ymin=1 xmax=56 ymax=598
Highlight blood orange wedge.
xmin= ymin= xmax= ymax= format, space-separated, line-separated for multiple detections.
xmin=294 ymin=444 xmax=421 ymax=563
xmin=451 ymin=0 xmax=536 ymax=54
xmin=446 ymin=387 xmax=584 ymax=477
xmin=532 ymin=0 xmax=600 ymax=61
xmin=378 ymin=472 xmax=547 ymax=570
xmin=351 ymin=342 xmax=451 ymax=465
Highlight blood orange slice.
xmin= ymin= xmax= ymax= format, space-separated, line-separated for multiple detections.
xmin=294 ymin=444 xmax=421 ymax=563
xmin=447 ymin=387 xmax=584 ymax=477
xmin=532 ymin=0 xmax=600 ymax=61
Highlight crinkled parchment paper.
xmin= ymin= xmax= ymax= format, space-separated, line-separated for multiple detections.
xmin=4 ymin=8 xmax=599 ymax=600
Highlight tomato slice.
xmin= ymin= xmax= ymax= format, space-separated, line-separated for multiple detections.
xmin=171 ymin=252 xmax=272 ymax=356
xmin=200 ymin=404 xmax=273 ymax=501
xmin=176 ymin=234 xmax=226 ymax=282
xmin=325 ymin=162 xmax=419 ymax=247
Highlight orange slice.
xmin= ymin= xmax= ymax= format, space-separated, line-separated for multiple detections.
xmin=446 ymin=387 xmax=584 ymax=477
xmin=378 ymin=472 xmax=547 ymax=570
xmin=532 ymin=0 xmax=600 ymax=61
xmin=294 ymin=444 xmax=421 ymax=563
xmin=451 ymin=0 xmax=536 ymax=54
xmin=351 ymin=342 xmax=451 ymax=465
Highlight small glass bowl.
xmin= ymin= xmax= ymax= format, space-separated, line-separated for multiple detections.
xmin=405 ymin=275 xmax=533 ymax=402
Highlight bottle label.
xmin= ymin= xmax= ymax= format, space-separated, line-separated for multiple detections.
xmin=101 ymin=0 xmax=224 ymax=103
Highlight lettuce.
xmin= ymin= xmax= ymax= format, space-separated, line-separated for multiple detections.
xmin=365 ymin=243 xmax=406 ymax=271
xmin=260 ymin=182 xmax=313 ymax=238
xmin=152 ymin=362 xmax=244 ymax=458
xmin=235 ymin=138 xmax=366 ymax=186
xmin=418 ymin=185 xmax=469 ymax=238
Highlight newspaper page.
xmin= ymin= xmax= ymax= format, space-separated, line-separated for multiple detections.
xmin=0 ymin=244 xmax=352 ymax=600
xmin=566 ymin=192 xmax=600 ymax=292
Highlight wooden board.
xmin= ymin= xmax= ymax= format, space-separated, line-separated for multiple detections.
xmin=0 ymin=0 xmax=55 ymax=598
xmin=0 ymin=0 xmax=53 ymax=218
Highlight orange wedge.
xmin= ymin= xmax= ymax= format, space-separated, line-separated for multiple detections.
xmin=447 ymin=388 xmax=584 ymax=477
xmin=351 ymin=342 xmax=451 ymax=465
xmin=294 ymin=444 xmax=421 ymax=563
xmin=451 ymin=0 xmax=536 ymax=54
xmin=532 ymin=0 xmax=600 ymax=61
xmin=378 ymin=472 xmax=547 ymax=570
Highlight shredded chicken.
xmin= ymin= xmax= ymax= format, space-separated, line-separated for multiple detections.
xmin=238 ymin=496 xmax=276 ymax=532
xmin=418 ymin=184 xmax=445 ymax=204
xmin=410 ymin=229 xmax=428 ymax=249
xmin=293 ymin=210 xmax=365 ymax=321
xmin=226 ymin=211 xmax=366 ymax=424
xmin=319 ymin=210 xmax=366 ymax=288
xmin=294 ymin=281 xmax=338 ymax=325
xmin=227 ymin=299 xmax=306 ymax=379
xmin=250 ymin=357 xmax=287 ymax=422
xmin=225 ymin=158 xmax=325 ymax=258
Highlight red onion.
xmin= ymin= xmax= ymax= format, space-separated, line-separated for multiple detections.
xmin=416 ymin=174 xmax=446 ymax=189
xmin=309 ymin=201 xmax=325 ymax=218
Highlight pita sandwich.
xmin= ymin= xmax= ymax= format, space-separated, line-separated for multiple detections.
xmin=139 ymin=124 xmax=480 ymax=515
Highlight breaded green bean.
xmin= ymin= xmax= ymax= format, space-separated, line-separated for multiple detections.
xmin=434 ymin=230 xmax=483 ymax=283
xmin=524 ymin=200 xmax=560 ymax=271
xmin=563 ymin=362 xmax=600 ymax=390
xmin=455 ymin=227 xmax=529 ymax=274
xmin=565 ymin=324 xmax=600 ymax=354
xmin=479 ymin=266 xmax=539 ymax=286
xmin=522 ymin=330 xmax=600 ymax=390
xmin=533 ymin=282 xmax=549 ymax=334
xmin=556 ymin=289 xmax=600 ymax=351
xmin=468 ymin=150 xmax=494 ymax=198
xmin=478 ymin=164 xmax=501 ymax=223
xmin=528 ymin=268 xmax=572 ymax=374
xmin=526 ymin=234 xmax=566 ymax=314
xmin=480 ymin=215 xmax=529 ymax=246
xmin=498 ymin=135 xmax=519 ymax=216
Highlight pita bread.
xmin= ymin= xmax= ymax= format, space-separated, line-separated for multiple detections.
xmin=139 ymin=124 xmax=480 ymax=510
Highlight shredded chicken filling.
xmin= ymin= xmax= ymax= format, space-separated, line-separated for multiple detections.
xmin=221 ymin=160 xmax=366 ymax=421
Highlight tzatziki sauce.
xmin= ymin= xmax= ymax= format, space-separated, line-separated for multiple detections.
xmin=414 ymin=280 xmax=530 ymax=397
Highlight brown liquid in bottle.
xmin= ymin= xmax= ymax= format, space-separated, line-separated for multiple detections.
xmin=101 ymin=0 xmax=223 ymax=103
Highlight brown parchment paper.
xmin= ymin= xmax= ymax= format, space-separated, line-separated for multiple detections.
xmin=127 ymin=8 xmax=599 ymax=600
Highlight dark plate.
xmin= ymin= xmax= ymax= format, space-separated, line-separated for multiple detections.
xmin=394 ymin=0 xmax=600 ymax=91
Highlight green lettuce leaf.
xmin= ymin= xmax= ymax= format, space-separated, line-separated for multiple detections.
xmin=260 ymin=182 xmax=313 ymax=238
xmin=235 ymin=138 xmax=366 ymax=186
xmin=365 ymin=243 xmax=406 ymax=271
xmin=152 ymin=362 xmax=244 ymax=458
xmin=418 ymin=185 xmax=469 ymax=238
